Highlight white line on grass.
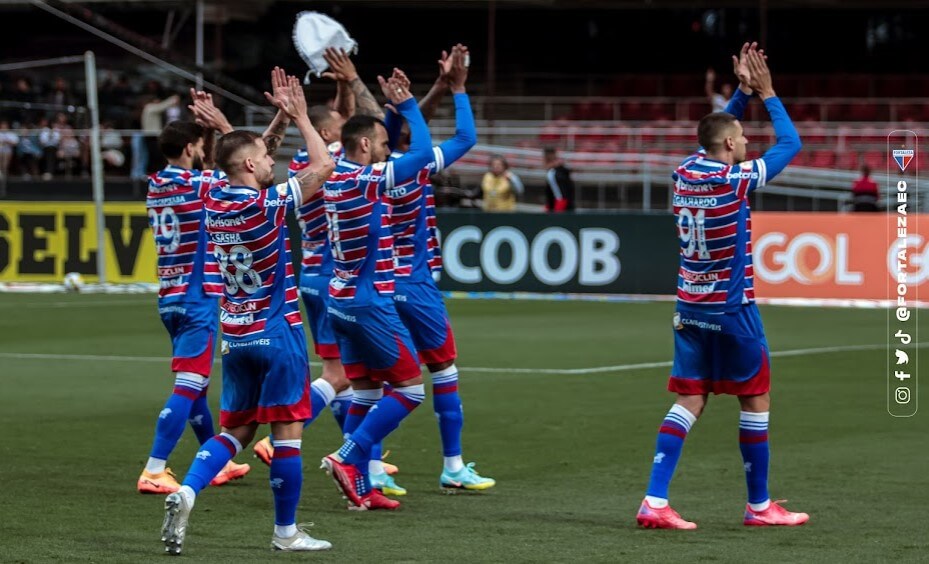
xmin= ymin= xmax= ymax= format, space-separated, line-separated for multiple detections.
xmin=2 ymin=342 xmax=923 ymax=375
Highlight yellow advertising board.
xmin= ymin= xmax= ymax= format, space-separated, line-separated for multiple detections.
xmin=0 ymin=201 xmax=157 ymax=283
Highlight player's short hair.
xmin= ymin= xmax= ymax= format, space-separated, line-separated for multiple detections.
xmin=342 ymin=115 xmax=386 ymax=154
xmin=543 ymin=147 xmax=558 ymax=161
xmin=861 ymin=164 xmax=871 ymax=177
xmin=697 ymin=112 xmax=738 ymax=151
xmin=215 ymin=130 xmax=262 ymax=174
xmin=158 ymin=121 xmax=205 ymax=159
xmin=308 ymin=105 xmax=338 ymax=129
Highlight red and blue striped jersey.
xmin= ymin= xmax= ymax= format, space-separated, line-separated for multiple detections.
xmin=146 ymin=165 xmax=225 ymax=302
xmin=386 ymin=148 xmax=446 ymax=282
xmin=383 ymin=93 xmax=478 ymax=280
xmin=290 ymin=142 xmax=344 ymax=278
xmin=323 ymin=158 xmax=399 ymax=302
xmin=203 ymin=179 xmax=304 ymax=340
xmin=673 ymin=152 xmax=767 ymax=312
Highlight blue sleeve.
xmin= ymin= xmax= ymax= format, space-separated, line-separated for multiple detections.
xmin=384 ymin=110 xmax=403 ymax=151
xmin=758 ymin=96 xmax=802 ymax=182
xmin=433 ymin=93 xmax=477 ymax=171
xmin=388 ymin=98 xmax=434 ymax=187
xmin=723 ymin=87 xmax=752 ymax=120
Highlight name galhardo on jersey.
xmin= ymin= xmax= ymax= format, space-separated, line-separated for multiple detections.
xmin=673 ymin=194 xmax=719 ymax=208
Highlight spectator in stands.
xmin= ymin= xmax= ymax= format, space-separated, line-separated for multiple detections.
xmin=141 ymin=93 xmax=180 ymax=173
xmin=101 ymin=122 xmax=126 ymax=171
xmin=46 ymin=77 xmax=77 ymax=108
xmin=54 ymin=113 xmax=82 ymax=177
xmin=37 ymin=117 xmax=61 ymax=180
xmin=16 ymin=122 xmax=41 ymax=179
xmin=481 ymin=155 xmax=524 ymax=212
xmin=543 ymin=147 xmax=575 ymax=212
xmin=10 ymin=78 xmax=34 ymax=125
xmin=851 ymin=165 xmax=880 ymax=212
xmin=705 ymin=69 xmax=733 ymax=113
xmin=0 ymin=120 xmax=18 ymax=182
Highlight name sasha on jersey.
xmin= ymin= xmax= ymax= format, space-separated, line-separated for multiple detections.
xmin=211 ymin=232 xmax=243 ymax=244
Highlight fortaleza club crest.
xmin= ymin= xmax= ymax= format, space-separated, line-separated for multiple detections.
xmin=892 ymin=149 xmax=915 ymax=172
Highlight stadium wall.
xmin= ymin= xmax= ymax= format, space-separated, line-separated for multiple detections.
xmin=0 ymin=203 xmax=924 ymax=302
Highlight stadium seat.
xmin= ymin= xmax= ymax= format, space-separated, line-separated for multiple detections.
xmin=809 ymin=150 xmax=837 ymax=168
xmin=836 ymin=152 xmax=859 ymax=171
xmin=861 ymin=150 xmax=886 ymax=170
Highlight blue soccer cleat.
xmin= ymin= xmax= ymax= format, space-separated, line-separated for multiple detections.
xmin=440 ymin=462 xmax=496 ymax=492
xmin=370 ymin=471 xmax=407 ymax=496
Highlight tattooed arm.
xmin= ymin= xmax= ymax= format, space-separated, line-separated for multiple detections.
xmin=322 ymin=48 xmax=384 ymax=120
xmin=262 ymin=110 xmax=290 ymax=157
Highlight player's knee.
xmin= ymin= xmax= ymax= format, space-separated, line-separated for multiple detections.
xmin=394 ymin=375 xmax=425 ymax=388
xmin=427 ymin=360 xmax=455 ymax=373
xmin=675 ymin=394 xmax=708 ymax=418
xmin=738 ymin=392 xmax=770 ymax=412
xmin=321 ymin=361 xmax=350 ymax=392
xmin=220 ymin=423 xmax=258 ymax=448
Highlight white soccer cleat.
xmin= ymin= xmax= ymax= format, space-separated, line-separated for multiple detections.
xmin=161 ymin=492 xmax=192 ymax=555
xmin=271 ymin=525 xmax=332 ymax=551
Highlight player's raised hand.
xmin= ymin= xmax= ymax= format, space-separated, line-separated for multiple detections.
xmin=391 ymin=67 xmax=412 ymax=92
xmin=289 ymin=75 xmax=308 ymax=120
xmin=731 ymin=42 xmax=755 ymax=87
xmin=321 ymin=48 xmax=359 ymax=83
xmin=378 ymin=74 xmax=412 ymax=105
xmin=746 ymin=47 xmax=775 ymax=99
xmin=263 ymin=67 xmax=293 ymax=112
xmin=188 ymin=88 xmax=233 ymax=133
xmin=445 ymin=44 xmax=469 ymax=93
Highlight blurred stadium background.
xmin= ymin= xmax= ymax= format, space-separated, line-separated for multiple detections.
xmin=0 ymin=2 xmax=926 ymax=561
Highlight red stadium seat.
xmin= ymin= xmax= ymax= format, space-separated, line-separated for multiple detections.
xmin=836 ymin=152 xmax=859 ymax=171
xmin=861 ymin=151 xmax=886 ymax=171
xmin=809 ymin=150 xmax=837 ymax=168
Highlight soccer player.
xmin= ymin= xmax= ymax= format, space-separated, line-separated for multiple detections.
xmin=140 ymin=94 xmax=251 ymax=494
xmin=252 ymin=47 xmax=386 ymax=465
xmin=636 ymin=44 xmax=808 ymax=529
xmin=381 ymin=45 xmax=495 ymax=493
xmin=160 ymin=68 xmax=336 ymax=554
xmin=318 ymin=73 xmax=436 ymax=510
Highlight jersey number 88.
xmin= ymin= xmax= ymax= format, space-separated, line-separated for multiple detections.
xmin=215 ymin=245 xmax=262 ymax=295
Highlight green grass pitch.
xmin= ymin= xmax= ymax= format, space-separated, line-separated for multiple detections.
xmin=0 ymin=294 xmax=926 ymax=563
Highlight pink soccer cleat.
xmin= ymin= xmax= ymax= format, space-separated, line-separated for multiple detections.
xmin=743 ymin=500 xmax=809 ymax=526
xmin=636 ymin=499 xmax=697 ymax=530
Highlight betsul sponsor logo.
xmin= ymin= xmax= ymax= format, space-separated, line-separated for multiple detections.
xmin=442 ymin=225 xmax=621 ymax=286
xmin=754 ymin=232 xmax=863 ymax=285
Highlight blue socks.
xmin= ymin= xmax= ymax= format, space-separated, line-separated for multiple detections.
xmin=188 ymin=390 xmax=215 ymax=445
xmin=149 ymin=372 xmax=210 ymax=463
xmin=301 ymin=379 xmax=336 ymax=429
xmin=181 ymin=432 xmax=240 ymax=494
xmin=270 ymin=439 xmax=303 ymax=528
xmin=739 ymin=411 xmax=771 ymax=508
xmin=431 ymin=365 xmax=463 ymax=457
xmin=331 ymin=388 xmax=353 ymax=433
xmin=645 ymin=403 xmax=697 ymax=503
xmin=340 ymin=385 xmax=425 ymax=466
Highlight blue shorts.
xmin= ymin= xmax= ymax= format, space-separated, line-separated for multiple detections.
xmin=158 ymin=297 xmax=218 ymax=376
xmin=219 ymin=325 xmax=312 ymax=427
xmin=328 ymin=295 xmax=421 ymax=383
xmin=299 ymin=272 xmax=340 ymax=359
xmin=669 ymin=303 xmax=771 ymax=396
xmin=394 ymin=280 xmax=457 ymax=365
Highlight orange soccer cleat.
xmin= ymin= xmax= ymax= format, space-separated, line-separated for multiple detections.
xmin=743 ymin=500 xmax=809 ymax=527
xmin=253 ymin=436 xmax=274 ymax=466
xmin=636 ymin=499 xmax=698 ymax=530
xmin=138 ymin=468 xmax=181 ymax=494
xmin=210 ymin=460 xmax=251 ymax=487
